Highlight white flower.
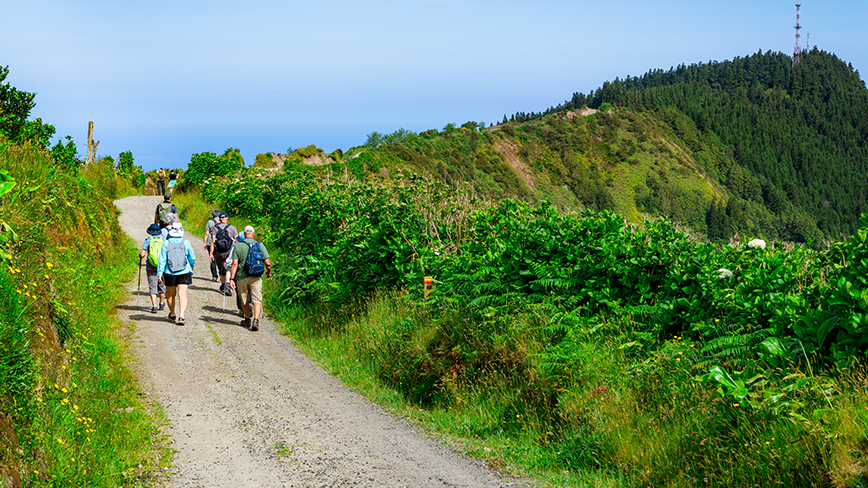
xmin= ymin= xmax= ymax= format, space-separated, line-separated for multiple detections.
xmin=717 ymin=268 xmax=733 ymax=279
xmin=747 ymin=239 xmax=766 ymax=249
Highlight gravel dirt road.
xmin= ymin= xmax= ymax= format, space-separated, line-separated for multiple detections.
xmin=115 ymin=196 xmax=531 ymax=488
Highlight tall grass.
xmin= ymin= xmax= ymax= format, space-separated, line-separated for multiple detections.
xmin=0 ymin=142 xmax=170 ymax=486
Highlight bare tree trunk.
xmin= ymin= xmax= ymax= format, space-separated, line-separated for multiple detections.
xmin=86 ymin=121 xmax=94 ymax=165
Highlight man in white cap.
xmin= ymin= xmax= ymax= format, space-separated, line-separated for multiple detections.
xmin=230 ymin=225 xmax=272 ymax=331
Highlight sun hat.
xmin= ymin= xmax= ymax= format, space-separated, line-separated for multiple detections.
xmin=168 ymin=222 xmax=184 ymax=237
xmin=243 ymin=225 xmax=255 ymax=234
xmin=146 ymin=223 xmax=161 ymax=236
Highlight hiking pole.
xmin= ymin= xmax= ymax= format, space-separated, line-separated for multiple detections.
xmin=136 ymin=256 xmax=143 ymax=311
xmin=222 ymin=268 xmax=230 ymax=311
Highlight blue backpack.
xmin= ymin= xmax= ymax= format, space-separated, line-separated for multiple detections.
xmin=243 ymin=241 xmax=265 ymax=276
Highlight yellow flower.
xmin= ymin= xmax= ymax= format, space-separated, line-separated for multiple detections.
xmin=676 ymin=358 xmax=681 ymax=362
xmin=46 ymin=262 xmax=54 ymax=268
xmin=54 ymin=383 xmax=59 ymax=389
xmin=4 ymin=253 xmax=10 ymax=260
xmin=44 ymin=274 xmax=49 ymax=279
xmin=61 ymin=387 xmax=68 ymax=393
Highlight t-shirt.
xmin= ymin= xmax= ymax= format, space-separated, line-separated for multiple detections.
xmin=231 ymin=238 xmax=269 ymax=281
xmin=211 ymin=223 xmax=238 ymax=252
xmin=204 ymin=218 xmax=219 ymax=246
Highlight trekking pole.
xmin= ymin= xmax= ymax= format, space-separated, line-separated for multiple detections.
xmin=136 ymin=256 xmax=143 ymax=311
xmin=222 ymin=269 xmax=230 ymax=311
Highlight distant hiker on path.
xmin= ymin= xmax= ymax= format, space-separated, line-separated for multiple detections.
xmin=155 ymin=193 xmax=177 ymax=229
xmin=138 ymin=223 xmax=167 ymax=313
xmin=209 ymin=213 xmax=238 ymax=296
xmin=203 ymin=209 xmax=221 ymax=282
xmin=157 ymin=222 xmax=196 ymax=325
xmin=156 ymin=168 xmax=166 ymax=196
xmin=230 ymin=225 xmax=272 ymax=331
xmin=167 ymin=170 xmax=178 ymax=191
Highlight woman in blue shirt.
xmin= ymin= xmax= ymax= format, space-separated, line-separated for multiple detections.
xmin=157 ymin=222 xmax=196 ymax=325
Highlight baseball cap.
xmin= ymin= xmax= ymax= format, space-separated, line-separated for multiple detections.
xmin=244 ymin=225 xmax=255 ymax=234
xmin=219 ymin=212 xmax=228 ymax=219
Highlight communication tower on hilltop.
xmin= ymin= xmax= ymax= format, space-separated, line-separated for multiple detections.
xmin=793 ymin=3 xmax=803 ymax=68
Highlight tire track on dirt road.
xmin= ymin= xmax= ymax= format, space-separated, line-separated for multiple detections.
xmin=115 ymin=195 xmax=531 ymax=487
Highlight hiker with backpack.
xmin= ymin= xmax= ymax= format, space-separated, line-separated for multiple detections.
xmin=203 ymin=209 xmax=221 ymax=282
xmin=167 ymin=170 xmax=178 ymax=191
xmin=154 ymin=193 xmax=178 ymax=229
xmin=157 ymin=222 xmax=196 ymax=325
xmin=230 ymin=225 xmax=272 ymax=331
xmin=156 ymin=168 xmax=166 ymax=196
xmin=138 ymin=223 xmax=166 ymax=313
xmin=209 ymin=212 xmax=238 ymax=296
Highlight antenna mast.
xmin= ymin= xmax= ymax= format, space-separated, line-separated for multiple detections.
xmin=793 ymin=3 xmax=802 ymax=68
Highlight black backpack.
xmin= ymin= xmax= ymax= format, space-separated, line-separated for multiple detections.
xmin=214 ymin=224 xmax=233 ymax=252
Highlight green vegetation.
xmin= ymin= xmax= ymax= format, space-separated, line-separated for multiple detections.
xmin=0 ymin=74 xmax=168 ymax=486
xmin=337 ymin=50 xmax=867 ymax=246
xmin=189 ymin=157 xmax=868 ymax=486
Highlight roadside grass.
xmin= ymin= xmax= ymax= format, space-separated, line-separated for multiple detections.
xmin=0 ymin=143 xmax=171 ymax=486
xmin=266 ymin=284 xmax=868 ymax=488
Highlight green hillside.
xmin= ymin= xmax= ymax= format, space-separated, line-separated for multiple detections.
xmin=309 ymin=49 xmax=866 ymax=245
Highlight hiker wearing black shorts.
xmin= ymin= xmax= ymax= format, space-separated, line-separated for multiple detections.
xmin=209 ymin=213 xmax=238 ymax=296
xmin=154 ymin=193 xmax=178 ymax=229
xmin=138 ymin=223 xmax=166 ymax=313
xmin=157 ymin=222 xmax=196 ymax=325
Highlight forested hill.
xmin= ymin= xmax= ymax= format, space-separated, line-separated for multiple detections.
xmin=285 ymin=49 xmax=867 ymax=244
xmin=564 ymin=49 xmax=868 ymax=240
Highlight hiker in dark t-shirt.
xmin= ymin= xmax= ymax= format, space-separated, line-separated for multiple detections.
xmin=209 ymin=213 xmax=238 ymax=295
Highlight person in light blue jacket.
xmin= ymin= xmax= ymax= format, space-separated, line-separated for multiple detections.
xmin=157 ymin=222 xmax=196 ymax=325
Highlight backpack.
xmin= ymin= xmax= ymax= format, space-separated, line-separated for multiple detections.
xmin=165 ymin=239 xmax=188 ymax=273
xmin=157 ymin=202 xmax=174 ymax=226
xmin=242 ymin=241 xmax=265 ymax=277
xmin=147 ymin=236 xmax=164 ymax=267
xmin=214 ymin=223 xmax=233 ymax=252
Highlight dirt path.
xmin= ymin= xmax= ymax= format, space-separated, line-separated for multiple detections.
xmin=115 ymin=196 xmax=529 ymax=488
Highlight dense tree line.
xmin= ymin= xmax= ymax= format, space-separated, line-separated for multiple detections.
xmin=562 ymin=49 xmax=868 ymax=238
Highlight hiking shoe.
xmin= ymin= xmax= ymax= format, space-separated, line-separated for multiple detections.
xmin=168 ymin=313 xmax=176 ymax=322
xmin=159 ymin=301 xmax=166 ymax=310
xmin=241 ymin=317 xmax=251 ymax=328
xmin=150 ymin=306 xmax=158 ymax=314
xmin=218 ymin=283 xmax=225 ymax=292
xmin=250 ymin=319 xmax=259 ymax=332
xmin=177 ymin=317 xmax=185 ymax=326
xmin=211 ymin=275 xmax=218 ymax=282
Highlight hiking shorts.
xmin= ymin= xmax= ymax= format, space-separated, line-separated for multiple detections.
xmin=146 ymin=265 xmax=166 ymax=296
xmin=237 ymin=275 xmax=263 ymax=305
xmin=164 ymin=272 xmax=193 ymax=287
xmin=215 ymin=249 xmax=232 ymax=275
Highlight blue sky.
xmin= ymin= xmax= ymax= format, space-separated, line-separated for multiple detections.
xmin=3 ymin=0 xmax=866 ymax=171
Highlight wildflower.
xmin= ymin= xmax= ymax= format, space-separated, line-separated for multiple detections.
xmin=747 ymin=239 xmax=766 ymax=249
xmin=46 ymin=262 xmax=54 ymax=268
xmin=716 ymin=268 xmax=733 ymax=279
xmin=4 ymin=253 xmax=10 ymax=260
xmin=61 ymin=387 xmax=67 ymax=393
xmin=44 ymin=274 xmax=49 ymax=279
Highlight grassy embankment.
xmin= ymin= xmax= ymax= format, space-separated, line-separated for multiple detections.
xmin=191 ymin=161 xmax=868 ymax=488
xmin=0 ymin=144 xmax=170 ymax=486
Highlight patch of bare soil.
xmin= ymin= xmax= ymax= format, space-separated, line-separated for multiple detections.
xmin=494 ymin=141 xmax=537 ymax=190
xmin=115 ymin=196 xmax=530 ymax=487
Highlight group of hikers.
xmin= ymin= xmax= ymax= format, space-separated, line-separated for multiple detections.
xmin=138 ymin=192 xmax=273 ymax=331
xmin=154 ymin=168 xmax=178 ymax=196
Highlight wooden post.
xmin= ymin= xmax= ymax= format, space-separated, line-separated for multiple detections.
xmin=423 ymin=276 xmax=433 ymax=299
xmin=86 ymin=121 xmax=94 ymax=165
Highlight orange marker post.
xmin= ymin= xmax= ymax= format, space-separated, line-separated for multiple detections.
xmin=423 ymin=276 xmax=433 ymax=299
